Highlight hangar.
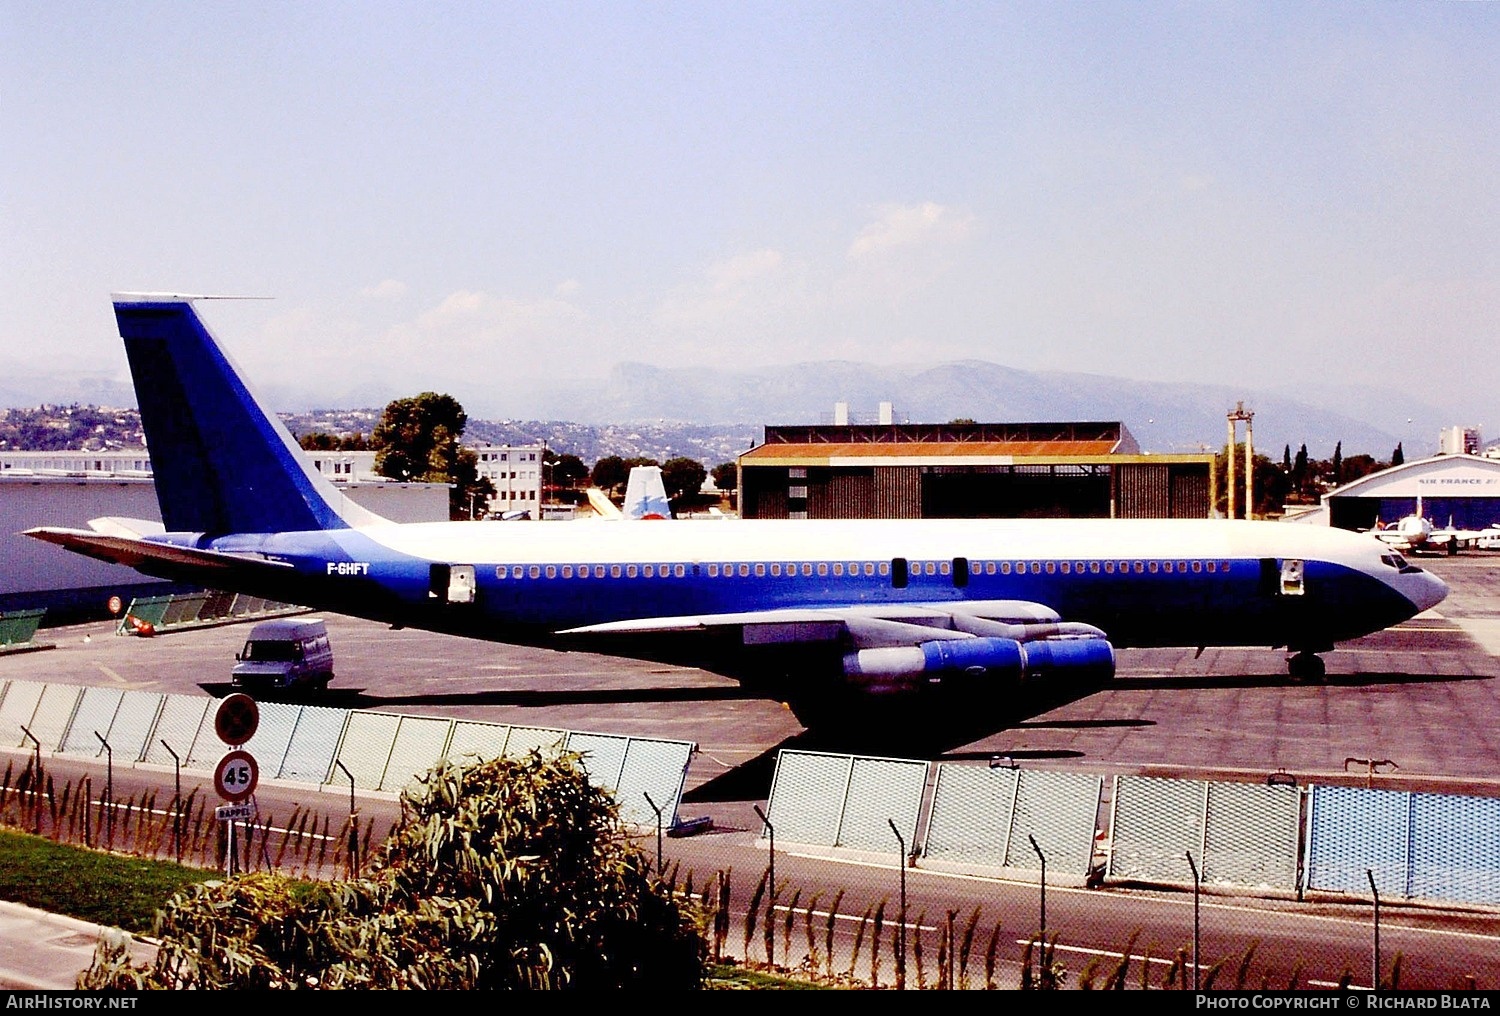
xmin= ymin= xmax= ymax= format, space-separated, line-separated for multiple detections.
xmin=737 ymin=421 xmax=1215 ymax=521
xmin=1322 ymin=453 xmax=1500 ymax=533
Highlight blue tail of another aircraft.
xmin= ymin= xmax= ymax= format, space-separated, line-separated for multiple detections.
xmin=114 ymin=295 xmax=388 ymax=535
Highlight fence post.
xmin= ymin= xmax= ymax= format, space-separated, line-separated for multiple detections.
xmin=644 ymin=791 xmax=664 ymax=875
xmin=1186 ymin=849 xmax=1201 ymax=990
xmin=754 ymin=804 xmax=774 ymax=899
xmin=161 ymin=741 xmax=182 ymax=863
xmin=1368 ymin=869 xmax=1381 ymax=990
xmin=888 ymin=818 xmax=907 ymax=990
xmin=94 ymin=732 xmax=113 ymax=846
xmin=1028 ymin=833 xmax=1047 ymax=940
xmin=19 ymin=725 xmax=41 ymax=835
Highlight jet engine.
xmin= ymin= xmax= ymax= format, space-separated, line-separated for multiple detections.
xmin=841 ymin=635 xmax=1116 ymax=697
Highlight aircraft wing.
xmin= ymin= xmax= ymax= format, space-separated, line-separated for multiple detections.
xmin=560 ymin=600 xmax=1107 ymax=649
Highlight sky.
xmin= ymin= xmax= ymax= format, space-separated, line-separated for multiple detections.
xmin=3 ymin=2 xmax=1497 ymax=428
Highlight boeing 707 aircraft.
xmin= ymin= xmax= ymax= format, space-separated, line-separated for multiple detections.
xmin=24 ymin=296 xmax=1449 ymax=736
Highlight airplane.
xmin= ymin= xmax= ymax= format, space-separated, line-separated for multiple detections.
xmin=23 ymin=296 xmax=1450 ymax=738
xmin=1365 ymin=497 xmax=1494 ymax=556
xmin=580 ymin=466 xmax=670 ymax=521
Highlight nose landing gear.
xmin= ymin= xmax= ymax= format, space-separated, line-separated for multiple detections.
xmin=1287 ymin=651 xmax=1326 ymax=682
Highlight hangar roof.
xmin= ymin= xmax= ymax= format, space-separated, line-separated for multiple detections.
xmin=1327 ymin=453 xmax=1500 ymax=500
xmin=739 ymin=421 xmax=1217 ymax=467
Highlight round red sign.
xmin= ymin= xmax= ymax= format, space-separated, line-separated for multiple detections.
xmin=215 ymin=693 xmax=260 ymax=746
xmin=107 ymin=595 xmax=122 ymax=615
xmin=213 ymin=749 xmax=259 ymax=802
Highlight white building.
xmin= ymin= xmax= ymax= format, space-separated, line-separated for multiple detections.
xmin=1439 ymin=426 xmax=1483 ymax=457
xmin=469 ymin=442 xmax=544 ymax=519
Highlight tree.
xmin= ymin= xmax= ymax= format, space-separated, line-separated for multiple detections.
xmin=1282 ymin=444 xmax=1292 ymax=475
xmin=372 ymin=392 xmax=493 ymax=519
xmin=1331 ymin=442 xmax=1343 ymax=488
xmin=554 ymin=453 xmax=589 ymax=488
xmin=710 ymin=462 xmax=738 ymax=493
xmin=1214 ymin=444 xmax=1288 ymax=518
xmin=1392 ymin=442 xmax=1405 ymax=468
xmin=80 ymin=751 xmax=707 ymax=989
xmin=1292 ymin=444 xmax=1309 ymax=500
xmin=591 ymin=455 xmax=628 ymax=493
xmin=661 ymin=457 xmax=707 ymax=500
xmin=298 ymin=431 xmax=340 ymax=451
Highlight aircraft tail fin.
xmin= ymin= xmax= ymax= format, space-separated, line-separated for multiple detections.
xmin=113 ymin=295 xmax=390 ymax=534
xmin=623 ymin=465 xmax=673 ymax=520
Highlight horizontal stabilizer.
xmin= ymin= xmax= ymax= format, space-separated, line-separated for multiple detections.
xmin=23 ymin=527 xmax=292 ymax=579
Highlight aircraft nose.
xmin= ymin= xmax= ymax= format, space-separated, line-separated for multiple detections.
xmin=1411 ymin=570 xmax=1449 ymax=613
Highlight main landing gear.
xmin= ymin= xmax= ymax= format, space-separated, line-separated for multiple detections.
xmin=1287 ymin=651 xmax=1326 ymax=682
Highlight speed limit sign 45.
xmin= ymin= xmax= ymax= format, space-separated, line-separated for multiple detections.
xmin=214 ymin=749 xmax=259 ymax=802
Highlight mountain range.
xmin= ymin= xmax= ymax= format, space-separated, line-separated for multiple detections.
xmin=2 ymin=358 xmax=1477 ymax=463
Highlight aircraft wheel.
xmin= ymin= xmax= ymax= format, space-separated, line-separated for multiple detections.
xmin=1287 ymin=652 xmax=1325 ymax=682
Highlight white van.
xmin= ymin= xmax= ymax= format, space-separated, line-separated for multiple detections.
xmin=232 ymin=618 xmax=334 ymax=692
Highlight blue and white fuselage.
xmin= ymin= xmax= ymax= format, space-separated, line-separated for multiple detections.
xmin=25 ymin=297 xmax=1447 ymax=722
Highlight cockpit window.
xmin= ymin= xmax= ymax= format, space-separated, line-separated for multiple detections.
xmin=1380 ymin=552 xmax=1423 ymax=574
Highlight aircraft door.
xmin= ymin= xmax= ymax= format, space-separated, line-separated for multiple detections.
xmin=1279 ymin=559 xmax=1305 ymax=596
xmin=429 ymin=563 xmax=477 ymax=604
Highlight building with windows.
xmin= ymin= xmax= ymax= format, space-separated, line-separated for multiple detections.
xmin=469 ymin=442 xmax=544 ymax=519
xmin=737 ymin=421 xmax=1214 ymax=520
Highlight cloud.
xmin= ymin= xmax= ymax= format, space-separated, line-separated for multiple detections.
xmin=653 ymin=248 xmax=788 ymax=328
xmin=359 ymin=279 xmax=407 ymax=300
xmin=847 ymin=202 xmax=973 ymax=260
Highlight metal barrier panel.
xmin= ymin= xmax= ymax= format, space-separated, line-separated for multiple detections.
xmin=229 ymin=594 xmax=265 ymax=617
xmin=334 ymin=712 xmax=403 ymax=790
xmin=379 ymin=715 xmax=455 ymax=793
xmin=160 ymin=593 xmax=209 ymax=627
xmin=278 ymin=705 xmax=349 ymax=784
xmin=1108 ymin=775 xmax=1205 ymax=884
xmin=104 ymin=691 xmax=167 ymax=763
xmin=0 ymin=609 xmax=45 ymax=646
xmin=445 ymin=720 xmax=512 ymax=763
xmin=836 ymin=755 xmax=928 ymax=855
xmin=0 ymin=681 xmax=45 ymax=748
xmin=765 ymin=751 xmax=853 ymax=847
xmin=1410 ymin=792 xmax=1500 ymax=906
xmin=1005 ymin=770 xmax=1104 ymax=876
xmin=611 ymin=737 xmax=694 ymax=831
xmin=200 ymin=590 xmax=236 ymax=620
xmin=1305 ymin=785 xmax=1410 ymax=896
xmin=28 ymin=684 xmax=82 ymax=752
xmin=58 ymin=687 xmax=124 ymax=758
xmin=1203 ymin=782 xmax=1301 ymax=892
xmin=922 ymin=764 xmax=1019 ymax=868
xmin=142 ymin=695 xmax=212 ymax=768
xmin=566 ymin=732 xmax=630 ymax=791
xmin=502 ymin=725 xmax=568 ymax=758
xmin=120 ymin=596 xmax=171 ymax=632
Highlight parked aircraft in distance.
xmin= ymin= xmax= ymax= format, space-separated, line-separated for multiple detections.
xmin=24 ymin=297 xmax=1450 ymax=736
xmin=1365 ymin=497 xmax=1494 ymax=555
xmin=580 ymin=466 xmax=670 ymax=521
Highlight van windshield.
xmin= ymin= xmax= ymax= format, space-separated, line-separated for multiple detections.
xmin=241 ymin=640 xmax=302 ymax=662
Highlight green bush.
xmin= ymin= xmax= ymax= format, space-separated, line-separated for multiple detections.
xmin=81 ymin=750 xmax=706 ymax=989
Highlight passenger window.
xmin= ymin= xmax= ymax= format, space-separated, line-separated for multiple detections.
xmin=891 ymin=558 xmax=908 ymax=588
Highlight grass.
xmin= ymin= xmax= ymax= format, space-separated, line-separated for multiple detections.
xmin=0 ymin=828 xmax=216 ymax=934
